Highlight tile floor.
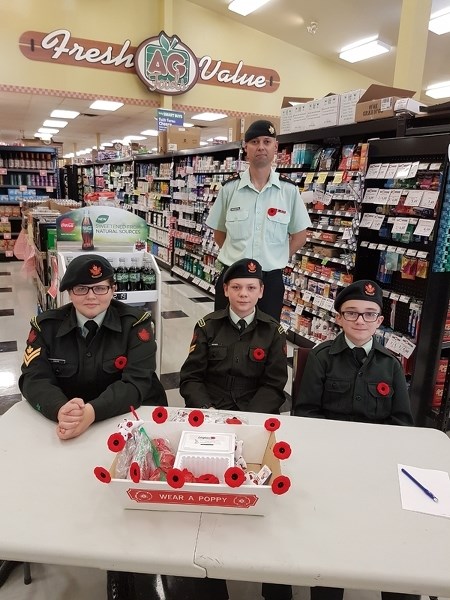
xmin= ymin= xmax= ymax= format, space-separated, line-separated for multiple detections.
xmin=0 ymin=262 xmax=440 ymax=599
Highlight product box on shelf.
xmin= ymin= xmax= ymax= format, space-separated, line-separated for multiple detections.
xmin=280 ymin=106 xmax=294 ymax=134
xmin=158 ymin=126 xmax=201 ymax=153
xmin=319 ymin=94 xmax=341 ymax=128
xmin=338 ymin=89 xmax=366 ymax=125
xmin=95 ymin=411 xmax=291 ymax=516
xmin=355 ymin=84 xmax=415 ymax=122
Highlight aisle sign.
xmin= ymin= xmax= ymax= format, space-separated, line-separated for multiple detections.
xmin=157 ymin=109 xmax=184 ymax=131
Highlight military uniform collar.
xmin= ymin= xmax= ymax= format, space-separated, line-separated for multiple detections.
xmin=329 ymin=332 xmax=393 ymax=358
xmin=56 ymin=304 xmax=122 ymax=337
xmin=238 ymin=168 xmax=280 ymax=191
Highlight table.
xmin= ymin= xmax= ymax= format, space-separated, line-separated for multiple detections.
xmin=0 ymin=401 xmax=204 ymax=577
xmin=195 ymin=413 xmax=450 ymax=597
xmin=2 ymin=402 xmax=450 ymax=597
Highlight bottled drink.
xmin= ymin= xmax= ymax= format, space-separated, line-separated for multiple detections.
xmin=19 ymin=152 xmax=25 ymax=169
xmin=8 ymin=153 xmax=14 ymax=169
xmin=25 ymin=152 xmax=31 ymax=169
xmin=107 ymin=256 xmax=116 ymax=285
xmin=141 ymin=257 xmax=156 ymax=290
xmin=116 ymin=257 xmax=129 ymax=292
xmin=81 ymin=209 xmax=94 ymax=250
xmin=128 ymin=257 xmax=141 ymax=291
xmin=30 ymin=153 xmax=36 ymax=169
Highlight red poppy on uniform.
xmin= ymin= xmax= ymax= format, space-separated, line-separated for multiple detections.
xmin=196 ymin=474 xmax=220 ymax=484
xmin=114 ymin=355 xmax=127 ymax=370
xmin=267 ymin=207 xmax=277 ymax=216
xmin=224 ymin=466 xmax=246 ymax=488
xmin=27 ymin=329 xmax=37 ymax=344
xmin=226 ymin=417 xmax=242 ymax=424
xmin=265 ymin=417 xmax=281 ymax=432
xmin=138 ymin=327 xmax=151 ymax=342
xmin=107 ymin=432 xmax=126 ymax=453
xmin=252 ymin=347 xmax=265 ymax=361
xmin=188 ymin=409 xmax=204 ymax=427
xmin=167 ymin=468 xmax=185 ymax=489
xmin=271 ymin=475 xmax=291 ymax=495
xmin=130 ymin=462 xmax=141 ymax=483
xmin=94 ymin=466 xmax=111 ymax=484
xmin=152 ymin=406 xmax=168 ymax=424
xmin=273 ymin=441 xmax=292 ymax=460
xmin=377 ymin=382 xmax=390 ymax=396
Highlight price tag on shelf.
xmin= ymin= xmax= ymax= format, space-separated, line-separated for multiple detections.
xmin=368 ymin=243 xmax=378 ymax=250
xmin=376 ymin=190 xmax=391 ymax=205
xmin=405 ymin=249 xmax=417 ymax=257
xmin=408 ymin=162 xmax=420 ymax=178
xmin=399 ymin=338 xmax=416 ymax=359
xmin=365 ymin=163 xmax=382 ymax=179
xmin=413 ymin=219 xmax=435 ymax=237
xmin=39 ymin=170 xmax=47 ymax=177
xmin=363 ymin=188 xmax=379 ymax=203
xmin=295 ymin=304 xmax=304 ymax=315
xmin=359 ymin=213 xmax=376 ymax=228
xmin=5 ymin=251 xmax=13 ymax=258
xmin=385 ymin=163 xmax=400 ymax=179
xmin=302 ymin=290 xmax=312 ymax=302
xmin=342 ymin=227 xmax=352 ymax=240
xmin=313 ymin=295 xmax=322 ymax=307
xmin=390 ymin=292 xmax=400 ymax=301
xmin=0 ymin=168 xmax=7 ymax=175
xmin=316 ymin=172 xmax=328 ymax=184
xmin=0 ymin=217 xmax=8 ymax=223
xmin=399 ymin=295 xmax=410 ymax=303
xmin=377 ymin=244 xmax=387 ymax=250
xmin=420 ymin=190 xmax=439 ymax=210
xmin=387 ymin=189 xmax=402 ymax=205
xmin=429 ymin=162 xmax=442 ymax=171
xmin=391 ymin=217 xmax=410 ymax=234
xmin=332 ymin=172 xmax=343 ymax=184
xmin=418 ymin=162 xmax=429 ymax=170
xmin=370 ymin=214 xmax=385 ymax=230
xmin=387 ymin=245 xmax=397 ymax=253
xmin=304 ymin=172 xmax=315 ymax=184
xmin=416 ymin=251 xmax=428 ymax=259
xmin=322 ymin=298 xmax=334 ymax=312
xmin=395 ymin=163 xmax=412 ymax=179
xmin=377 ymin=164 xmax=390 ymax=179
xmin=404 ymin=190 xmax=423 ymax=206
xmin=19 ymin=185 xmax=27 ymax=191
xmin=46 ymin=187 xmax=54 ymax=193
xmin=384 ymin=333 xmax=403 ymax=356
xmin=3 ymin=233 xmax=11 ymax=240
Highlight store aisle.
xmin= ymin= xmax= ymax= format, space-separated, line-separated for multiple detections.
xmin=0 ymin=263 xmax=436 ymax=600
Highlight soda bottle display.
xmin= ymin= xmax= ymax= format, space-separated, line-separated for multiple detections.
xmin=141 ymin=257 xmax=156 ymax=290
xmin=81 ymin=210 xmax=94 ymax=250
xmin=128 ymin=257 xmax=141 ymax=291
xmin=116 ymin=257 xmax=129 ymax=292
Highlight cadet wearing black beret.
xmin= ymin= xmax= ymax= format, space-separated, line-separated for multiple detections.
xmin=223 ymin=258 xmax=263 ymax=283
xmin=244 ymin=119 xmax=277 ymax=142
xmin=59 ymin=254 xmax=115 ymax=291
xmin=334 ymin=279 xmax=384 ymax=312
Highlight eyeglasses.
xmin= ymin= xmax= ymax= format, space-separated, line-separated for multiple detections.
xmin=71 ymin=285 xmax=112 ymax=296
xmin=340 ymin=311 xmax=380 ymax=322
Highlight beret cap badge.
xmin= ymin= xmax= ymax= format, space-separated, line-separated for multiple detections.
xmin=364 ymin=283 xmax=376 ymax=296
xmin=247 ymin=261 xmax=257 ymax=273
xmin=89 ymin=264 xmax=103 ymax=278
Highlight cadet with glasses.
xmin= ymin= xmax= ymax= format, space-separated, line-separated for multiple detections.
xmin=293 ymin=279 xmax=416 ymax=600
xmin=19 ymin=254 xmax=167 ymax=441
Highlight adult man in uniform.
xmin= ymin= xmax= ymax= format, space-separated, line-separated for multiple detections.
xmin=206 ymin=119 xmax=311 ymax=321
xmin=19 ymin=253 xmax=166 ymax=440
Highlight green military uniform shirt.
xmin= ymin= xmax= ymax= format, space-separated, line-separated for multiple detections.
xmin=180 ymin=307 xmax=288 ymax=414
xmin=19 ymin=299 xmax=166 ymax=422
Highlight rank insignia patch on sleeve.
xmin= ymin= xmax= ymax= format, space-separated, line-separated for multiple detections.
xmin=22 ymin=345 xmax=41 ymax=366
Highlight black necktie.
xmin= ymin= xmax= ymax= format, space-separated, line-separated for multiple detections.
xmin=353 ymin=347 xmax=366 ymax=366
xmin=237 ymin=319 xmax=246 ymax=334
xmin=85 ymin=320 xmax=98 ymax=345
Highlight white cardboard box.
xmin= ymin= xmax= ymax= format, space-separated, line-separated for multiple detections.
xmin=320 ymin=94 xmax=341 ymax=128
xmin=291 ymin=103 xmax=308 ymax=133
xmin=305 ymin=100 xmax=322 ymax=130
xmin=280 ymin=106 xmax=294 ymax=134
xmin=104 ymin=421 xmax=286 ymax=516
xmin=338 ymin=89 xmax=366 ymax=125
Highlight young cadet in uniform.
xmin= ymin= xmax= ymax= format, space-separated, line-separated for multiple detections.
xmin=19 ymin=254 xmax=167 ymax=440
xmin=180 ymin=258 xmax=291 ymax=600
xmin=293 ymin=279 xmax=417 ymax=600
xmin=206 ymin=119 xmax=311 ymax=321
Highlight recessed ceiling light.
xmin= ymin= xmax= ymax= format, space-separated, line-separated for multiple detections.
xmin=429 ymin=8 xmax=450 ymax=34
xmin=183 ymin=122 xmax=194 ymax=127
xmin=111 ymin=139 xmax=123 ymax=143
xmin=140 ymin=129 xmax=159 ymax=136
xmin=43 ymin=119 xmax=68 ymax=128
xmin=425 ymin=81 xmax=450 ymax=99
xmin=38 ymin=127 xmax=59 ymax=134
xmin=89 ymin=100 xmax=124 ymax=111
xmin=123 ymin=135 xmax=147 ymax=141
xmin=50 ymin=109 xmax=80 ymax=119
xmin=192 ymin=112 xmax=228 ymax=121
xmin=102 ymin=142 xmax=114 ymax=147
xmin=228 ymin=0 xmax=271 ymax=17
xmin=339 ymin=37 xmax=390 ymax=63
xmin=34 ymin=132 xmax=52 ymax=139
xmin=63 ymin=153 xmax=75 ymax=159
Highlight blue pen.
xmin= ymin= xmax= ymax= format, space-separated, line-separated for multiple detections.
xmin=401 ymin=468 xmax=439 ymax=503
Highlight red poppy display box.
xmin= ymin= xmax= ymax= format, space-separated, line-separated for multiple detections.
xmin=104 ymin=421 xmax=286 ymax=516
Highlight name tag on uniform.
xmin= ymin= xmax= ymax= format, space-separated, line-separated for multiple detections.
xmin=48 ymin=358 xmax=66 ymax=365
xmin=229 ymin=207 xmax=241 ymax=211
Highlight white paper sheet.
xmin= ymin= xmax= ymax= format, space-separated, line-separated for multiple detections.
xmin=398 ymin=464 xmax=450 ymax=518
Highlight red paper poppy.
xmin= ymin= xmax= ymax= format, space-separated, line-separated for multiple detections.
xmin=114 ymin=355 xmax=127 ymax=370
xmin=267 ymin=207 xmax=277 ymax=216
xmin=271 ymin=475 xmax=291 ymax=495
xmin=152 ymin=406 xmax=168 ymax=424
xmin=226 ymin=417 xmax=242 ymax=425
xmin=196 ymin=474 xmax=220 ymax=484
xmin=167 ymin=468 xmax=185 ymax=489
xmin=130 ymin=461 xmax=141 ymax=483
xmin=181 ymin=468 xmax=196 ymax=483
xmin=264 ymin=417 xmax=281 ymax=432
xmin=188 ymin=409 xmax=204 ymax=427
xmin=252 ymin=347 xmax=265 ymax=361
xmin=107 ymin=432 xmax=126 ymax=453
xmin=377 ymin=382 xmax=390 ymax=396
xmin=94 ymin=466 xmax=111 ymax=484
xmin=273 ymin=441 xmax=292 ymax=460
xmin=224 ymin=466 xmax=246 ymax=488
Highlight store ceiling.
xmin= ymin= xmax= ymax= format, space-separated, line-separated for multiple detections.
xmin=1 ymin=0 xmax=449 ymax=154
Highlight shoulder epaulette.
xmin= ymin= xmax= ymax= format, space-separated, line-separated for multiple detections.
xmin=222 ymin=172 xmax=241 ymax=185
xmin=279 ymin=173 xmax=296 ymax=185
xmin=278 ymin=324 xmax=286 ymax=335
xmin=197 ymin=318 xmax=206 ymax=328
xmin=30 ymin=315 xmax=41 ymax=331
xmin=132 ymin=311 xmax=151 ymax=327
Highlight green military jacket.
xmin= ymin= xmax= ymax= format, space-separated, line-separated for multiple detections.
xmin=19 ymin=299 xmax=166 ymax=422
xmin=180 ymin=307 xmax=288 ymax=414
xmin=293 ymin=332 xmax=414 ymax=426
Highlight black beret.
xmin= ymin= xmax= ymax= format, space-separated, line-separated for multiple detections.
xmin=223 ymin=259 xmax=263 ymax=283
xmin=244 ymin=120 xmax=277 ymax=143
xmin=60 ymin=254 xmax=114 ymax=292
xmin=334 ymin=280 xmax=383 ymax=312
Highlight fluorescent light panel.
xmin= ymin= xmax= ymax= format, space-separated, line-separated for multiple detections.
xmin=425 ymin=81 xmax=450 ymax=99
xmin=339 ymin=37 xmax=390 ymax=63
xmin=429 ymin=8 xmax=450 ymax=35
xmin=192 ymin=112 xmax=228 ymax=121
xmin=43 ymin=119 xmax=68 ymax=128
xmin=228 ymin=0 xmax=271 ymax=17
xmin=38 ymin=127 xmax=59 ymax=134
xmin=89 ymin=100 xmax=124 ymax=111
xmin=140 ymin=129 xmax=159 ymax=136
xmin=51 ymin=109 xmax=79 ymax=119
